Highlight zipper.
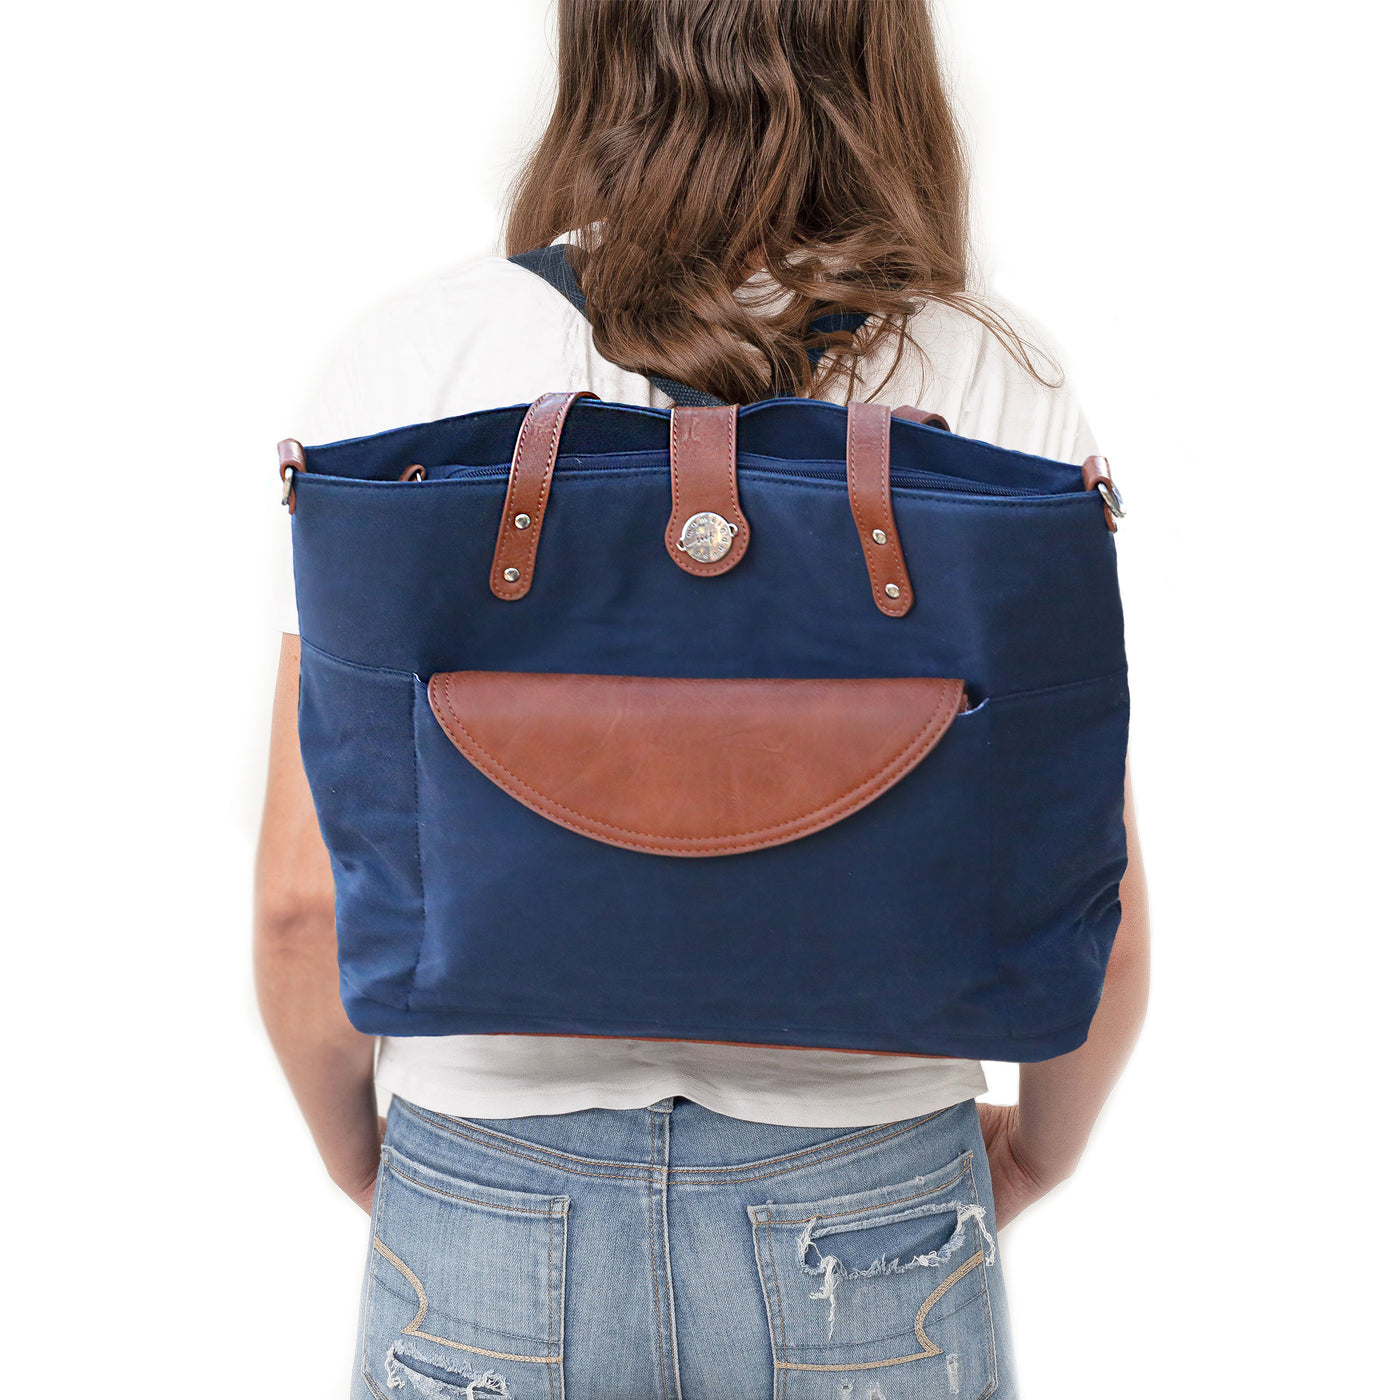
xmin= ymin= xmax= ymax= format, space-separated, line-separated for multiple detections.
xmin=749 ymin=462 xmax=1041 ymax=497
xmin=435 ymin=458 xmax=1045 ymax=498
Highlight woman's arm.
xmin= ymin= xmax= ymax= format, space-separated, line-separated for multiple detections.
xmin=253 ymin=632 xmax=382 ymax=1213
xmin=978 ymin=762 xmax=1151 ymax=1227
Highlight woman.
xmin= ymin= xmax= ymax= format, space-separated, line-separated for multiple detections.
xmin=255 ymin=2 xmax=1149 ymax=1396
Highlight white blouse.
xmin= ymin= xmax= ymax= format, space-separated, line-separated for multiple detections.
xmin=275 ymin=233 xmax=1099 ymax=1127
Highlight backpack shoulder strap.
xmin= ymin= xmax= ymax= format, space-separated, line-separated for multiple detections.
xmin=509 ymin=243 xmax=589 ymax=318
xmin=508 ymin=243 xmax=870 ymax=406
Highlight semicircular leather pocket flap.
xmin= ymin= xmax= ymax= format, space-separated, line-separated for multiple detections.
xmin=426 ymin=671 xmax=967 ymax=857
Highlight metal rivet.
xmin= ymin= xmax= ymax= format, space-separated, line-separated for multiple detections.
xmin=514 ymin=513 xmax=531 ymax=529
xmin=872 ymin=528 xmax=887 ymax=545
xmin=503 ymin=567 xmax=521 ymax=583
xmin=885 ymin=583 xmax=901 ymax=599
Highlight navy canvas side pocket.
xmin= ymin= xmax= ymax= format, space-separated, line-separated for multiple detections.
xmin=297 ymin=640 xmax=425 ymax=1021
xmin=986 ymin=667 xmax=1131 ymax=1054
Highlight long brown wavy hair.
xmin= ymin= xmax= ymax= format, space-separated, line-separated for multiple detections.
xmin=504 ymin=0 xmax=1052 ymax=405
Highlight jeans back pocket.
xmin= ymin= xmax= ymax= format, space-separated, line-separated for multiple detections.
xmin=361 ymin=1144 xmax=569 ymax=1399
xmin=747 ymin=1148 xmax=998 ymax=1399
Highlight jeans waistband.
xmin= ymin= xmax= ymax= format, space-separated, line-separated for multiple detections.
xmin=389 ymin=1092 xmax=968 ymax=1179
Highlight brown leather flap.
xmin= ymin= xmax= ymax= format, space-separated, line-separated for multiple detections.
xmin=427 ymin=671 xmax=966 ymax=857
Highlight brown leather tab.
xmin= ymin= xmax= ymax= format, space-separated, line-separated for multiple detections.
xmin=1081 ymin=454 xmax=1121 ymax=533
xmin=666 ymin=405 xmax=749 ymax=577
xmin=846 ymin=401 xmax=914 ymax=617
xmin=490 ymin=391 xmax=598 ymax=600
xmin=892 ymin=404 xmax=950 ymax=431
xmin=428 ymin=671 xmax=967 ymax=857
xmin=277 ymin=439 xmax=305 ymax=513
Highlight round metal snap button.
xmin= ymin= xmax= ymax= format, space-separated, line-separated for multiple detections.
xmin=677 ymin=511 xmax=738 ymax=562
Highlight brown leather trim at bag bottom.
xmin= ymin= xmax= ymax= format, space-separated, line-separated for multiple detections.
xmin=426 ymin=671 xmax=966 ymax=857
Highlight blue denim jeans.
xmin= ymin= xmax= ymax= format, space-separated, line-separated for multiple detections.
xmin=355 ymin=1092 xmax=1018 ymax=1399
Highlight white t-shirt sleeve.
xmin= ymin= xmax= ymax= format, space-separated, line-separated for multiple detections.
xmin=273 ymin=279 xmax=458 ymax=636
xmin=960 ymin=294 xmax=1099 ymax=463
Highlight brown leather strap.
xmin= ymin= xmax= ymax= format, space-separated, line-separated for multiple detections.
xmin=1081 ymin=454 xmax=1121 ymax=533
xmin=490 ymin=391 xmax=598 ymax=600
xmin=892 ymin=404 xmax=950 ymax=431
xmin=277 ymin=438 xmax=305 ymax=514
xmin=666 ymin=404 xmax=749 ymax=577
xmin=846 ymin=401 xmax=914 ymax=617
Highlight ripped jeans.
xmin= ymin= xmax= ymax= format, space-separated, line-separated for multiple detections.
xmin=354 ymin=1092 xmax=1017 ymax=1400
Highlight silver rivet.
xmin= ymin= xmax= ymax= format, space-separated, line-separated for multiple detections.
xmin=885 ymin=583 xmax=901 ymax=599
xmin=514 ymin=513 xmax=531 ymax=529
xmin=503 ymin=567 xmax=521 ymax=583
xmin=872 ymin=528 xmax=887 ymax=545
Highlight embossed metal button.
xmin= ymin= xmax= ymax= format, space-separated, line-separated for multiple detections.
xmin=677 ymin=511 xmax=738 ymax=562
xmin=872 ymin=528 xmax=887 ymax=544
xmin=885 ymin=583 xmax=901 ymax=598
xmin=514 ymin=513 xmax=531 ymax=529
xmin=503 ymin=567 xmax=521 ymax=583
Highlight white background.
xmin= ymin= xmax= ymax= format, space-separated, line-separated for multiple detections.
xmin=3 ymin=1 xmax=1394 ymax=1394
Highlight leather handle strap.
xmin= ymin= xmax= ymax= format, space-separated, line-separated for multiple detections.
xmin=492 ymin=393 xmax=924 ymax=603
xmin=847 ymin=401 xmax=914 ymax=617
xmin=666 ymin=405 xmax=749 ymax=577
xmin=491 ymin=391 xmax=598 ymax=600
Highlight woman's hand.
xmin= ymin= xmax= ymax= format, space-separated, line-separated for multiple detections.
xmin=977 ymin=763 xmax=1152 ymax=1234
xmin=976 ymin=1101 xmax=1059 ymax=1229
xmin=344 ymin=1115 xmax=388 ymax=1215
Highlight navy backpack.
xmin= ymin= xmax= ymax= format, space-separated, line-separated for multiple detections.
xmin=278 ymin=246 xmax=1129 ymax=1062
